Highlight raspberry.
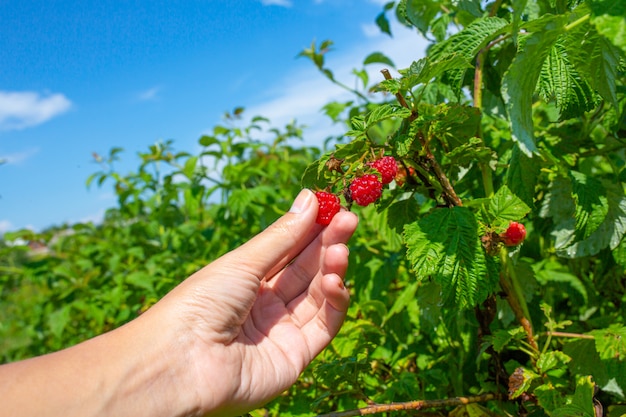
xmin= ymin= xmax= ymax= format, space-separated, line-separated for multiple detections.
xmin=502 ymin=221 xmax=526 ymax=246
xmin=370 ymin=156 xmax=398 ymax=185
xmin=315 ymin=191 xmax=341 ymax=225
xmin=349 ymin=174 xmax=383 ymax=206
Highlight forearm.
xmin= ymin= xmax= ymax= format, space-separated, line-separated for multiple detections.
xmin=0 ymin=315 xmax=200 ymax=417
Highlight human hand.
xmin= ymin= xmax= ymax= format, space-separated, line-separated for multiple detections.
xmin=143 ymin=189 xmax=358 ymax=416
xmin=0 ymin=189 xmax=357 ymax=417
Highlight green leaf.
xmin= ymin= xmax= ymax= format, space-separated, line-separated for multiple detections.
xmin=182 ymin=156 xmax=198 ymax=179
xmin=365 ymin=104 xmax=412 ymax=126
xmin=556 ymin=181 xmax=626 ymax=258
xmin=403 ymin=207 xmax=499 ymax=308
xmin=589 ymin=0 xmax=626 ymax=54
xmin=429 ymin=17 xmax=510 ymax=93
xmin=400 ymin=54 xmax=472 ymax=90
xmin=126 ymin=271 xmax=155 ymax=292
xmin=405 ymin=0 xmax=440 ymax=36
xmin=537 ymin=350 xmax=571 ymax=373
xmin=538 ymin=39 xmax=599 ymax=120
xmin=384 ymin=281 xmax=419 ymax=323
xmin=552 ymin=376 xmax=596 ymax=417
xmin=375 ymin=10 xmax=392 ymax=36
xmin=570 ymin=171 xmax=609 ymax=240
xmin=502 ymin=15 xmax=566 ymax=156
xmin=587 ymin=35 xmax=623 ymax=110
xmin=590 ymin=325 xmax=626 ymax=360
xmin=48 ymin=305 xmax=71 ymax=338
xmin=506 ymin=146 xmax=539 ymax=209
xmin=489 ymin=185 xmax=531 ymax=222
xmin=363 ymin=51 xmax=395 ymax=68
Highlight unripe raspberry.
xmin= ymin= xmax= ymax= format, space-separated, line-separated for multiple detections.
xmin=314 ymin=191 xmax=341 ymax=225
xmin=370 ymin=156 xmax=398 ymax=184
xmin=502 ymin=221 xmax=526 ymax=246
xmin=349 ymin=174 xmax=383 ymax=206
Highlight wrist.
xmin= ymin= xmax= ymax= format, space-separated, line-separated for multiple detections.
xmin=97 ymin=312 xmax=203 ymax=417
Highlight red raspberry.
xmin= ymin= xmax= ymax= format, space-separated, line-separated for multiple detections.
xmin=349 ymin=174 xmax=383 ymax=206
xmin=315 ymin=191 xmax=341 ymax=225
xmin=370 ymin=156 xmax=398 ymax=185
xmin=502 ymin=221 xmax=526 ymax=246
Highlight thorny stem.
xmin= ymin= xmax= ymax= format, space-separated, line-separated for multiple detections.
xmin=381 ymin=69 xmax=463 ymax=207
xmin=316 ymin=393 xmax=502 ymax=417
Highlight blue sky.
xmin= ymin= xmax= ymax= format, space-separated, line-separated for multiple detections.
xmin=0 ymin=0 xmax=426 ymax=233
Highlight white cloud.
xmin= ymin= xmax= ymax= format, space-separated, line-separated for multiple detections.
xmin=260 ymin=0 xmax=292 ymax=6
xmin=0 ymin=91 xmax=72 ymax=131
xmin=0 ymin=220 xmax=13 ymax=235
xmin=0 ymin=147 xmax=40 ymax=165
xmin=137 ymin=86 xmax=162 ymax=102
xmin=244 ymin=21 xmax=428 ymax=147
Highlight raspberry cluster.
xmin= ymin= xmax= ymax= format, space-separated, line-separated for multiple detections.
xmin=313 ymin=155 xmax=399 ymax=225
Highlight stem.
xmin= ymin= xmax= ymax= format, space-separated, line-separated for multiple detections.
xmin=381 ymin=70 xmax=462 ymax=206
xmin=316 ymin=393 xmax=502 ymax=417
xmin=542 ymin=331 xmax=595 ymax=340
xmin=499 ymin=250 xmax=539 ymax=353
xmin=381 ymin=69 xmax=411 ymax=111
xmin=565 ymin=13 xmax=590 ymax=32
xmin=489 ymin=0 xmax=503 ymax=17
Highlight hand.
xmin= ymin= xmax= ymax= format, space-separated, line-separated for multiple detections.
xmin=148 ymin=189 xmax=358 ymax=415
xmin=0 ymin=189 xmax=358 ymax=417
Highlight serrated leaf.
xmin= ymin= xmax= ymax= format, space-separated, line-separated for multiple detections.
xmin=552 ymin=376 xmax=596 ymax=417
xmin=489 ymin=185 xmax=532 ymax=222
xmin=538 ymin=39 xmax=599 ymax=120
xmin=403 ymin=207 xmax=499 ymax=308
xmin=429 ymin=17 xmax=510 ymax=94
xmin=502 ymin=15 xmax=566 ymax=156
xmin=537 ymin=350 xmax=572 ymax=373
xmin=506 ymin=147 xmax=539 ymax=209
xmin=590 ymin=325 xmax=626 ymax=360
xmin=570 ymin=171 xmax=609 ymax=240
xmin=400 ymin=54 xmax=472 ymax=90
xmin=556 ymin=181 xmax=626 ymax=258
xmin=588 ymin=35 xmax=623 ymax=109
xmin=365 ymin=104 xmax=412 ymax=126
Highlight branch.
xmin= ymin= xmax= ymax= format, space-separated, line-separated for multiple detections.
xmin=380 ymin=70 xmax=463 ymax=207
xmin=316 ymin=393 xmax=502 ymax=417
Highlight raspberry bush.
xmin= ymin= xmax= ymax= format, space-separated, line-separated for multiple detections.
xmin=1 ymin=1 xmax=625 ymax=416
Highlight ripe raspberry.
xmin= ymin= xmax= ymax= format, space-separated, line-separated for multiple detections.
xmin=349 ymin=174 xmax=383 ymax=206
xmin=315 ymin=191 xmax=341 ymax=225
xmin=502 ymin=221 xmax=526 ymax=246
xmin=370 ymin=156 xmax=398 ymax=185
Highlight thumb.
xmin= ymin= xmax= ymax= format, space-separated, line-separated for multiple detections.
xmin=217 ymin=189 xmax=320 ymax=280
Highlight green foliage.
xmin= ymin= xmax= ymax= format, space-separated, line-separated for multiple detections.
xmin=2 ymin=0 xmax=626 ymax=416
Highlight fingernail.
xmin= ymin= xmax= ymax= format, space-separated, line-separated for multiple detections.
xmin=289 ymin=189 xmax=313 ymax=214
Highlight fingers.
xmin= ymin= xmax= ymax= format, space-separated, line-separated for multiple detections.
xmin=269 ymin=210 xmax=358 ymax=304
xmin=298 ymin=273 xmax=351 ymax=358
xmin=216 ymin=189 xmax=321 ymax=281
